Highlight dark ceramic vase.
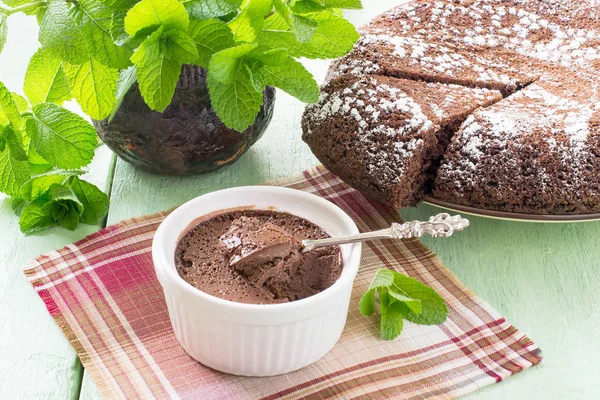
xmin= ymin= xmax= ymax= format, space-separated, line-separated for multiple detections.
xmin=93 ymin=65 xmax=275 ymax=175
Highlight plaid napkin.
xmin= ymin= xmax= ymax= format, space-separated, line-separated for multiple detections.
xmin=24 ymin=166 xmax=541 ymax=399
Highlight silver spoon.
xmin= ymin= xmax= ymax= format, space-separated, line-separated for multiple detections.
xmin=302 ymin=213 xmax=469 ymax=252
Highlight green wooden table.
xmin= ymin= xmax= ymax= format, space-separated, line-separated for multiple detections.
xmin=2 ymin=2 xmax=600 ymax=399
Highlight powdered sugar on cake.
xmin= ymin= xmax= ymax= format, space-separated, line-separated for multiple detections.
xmin=436 ymin=83 xmax=597 ymax=209
xmin=305 ymin=76 xmax=432 ymax=139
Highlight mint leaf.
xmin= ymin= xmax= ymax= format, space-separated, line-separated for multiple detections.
xmin=69 ymin=0 xmax=132 ymax=69
xmin=263 ymin=12 xmax=288 ymax=30
xmin=49 ymin=183 xmax=83 ymax=230
xmin=252 ymin=48 xmax=288 ymax=65
xmin=379 ymin=289 xmax=404 ymax=340
xmin=29 ymin=103 xmax=97 ymax=169
xmin=110 ymin=66 xmax=137 ymax=121
xmin=24 ymin=48 xmax=72 ymax=105
xmin=111 ymin=10 xmax=128 ymax=45
xmin=185 ymin=0 xmax=242 ymax=19
xmin=27 ymin=140 xmax=51 ymax=167
xmin=209 ymin=43 xmax=256 ymax=83
xmin=63 ymin=58 xmax=119 ymax=120
xmin=0 ymin=12 xmax=7 ymax=55
xmin=71 ymin=176 xmax=109 ymax=224
xmin=360 ymin=269 xmax=394 ymax=317
xmin=0 ymin=82 xmax=23 ymax=129
xmin=39 ymin=0 xmax=89 ymax=65
xmin=131 ymin=27 xmax=197 ymax=111
xmin=290 ymin=0 xmax=326 ymax=13
xmin=124 ymin=0 xmax=189 ymax=37
xmin=393 ymin=274 xmax=448 ymax=325
xmin=21 ymin=173 xmax=65 ymax=200
xmin=49 ymin=183 xmax=83 ymax=213
xmin=2 ymin=0 xmax=41 ymax=5
xmin=0 ymin=145 xmax=30 ymax=196
xmin=60 ymin=207 xmax=80 ymax=230
xmin=2 ymin=126 xmax=27 ymax=161
xmin=388 ymin=290 xmax=422 ymax=315
xmin=100 ymin=0 xmax=138 ymax=11
xmin=188 ymin=19 xmax=235 ymax=69
xmin=359 ymin=289 xmax=376 ymax=316
xmin=11 ymin=197 xmax=26 ymax=216
xmin=11 ymin=93 xmax=29 ymax=113
xmin=360 ymin=268 xmax=447 ymax=340
xmin=368 ymin=268 xmax=395 ymax=288
xmin=228 ymin=0 xmax=273 ymax=43
xmin=273 ymin=0 xmax=317 ymax=42
xmin=20 ymin=170 xmax=84 ymax=200
xmin=19 ymin=196 xmax=57 ymax=234
xmin=318 ymin=0 xmax=362 ymax=9
xmin=163 ymin=29 xmax=199 ymax=62
xmin=260 ymin=12 xmax=359 ymax=59
xmin=207 ymin=67 xmax=262 ymax=131
xmin=19 ymin=184 xmax=85 ymax=233
xmin=252 ymin=55 xmax=318 ymax=102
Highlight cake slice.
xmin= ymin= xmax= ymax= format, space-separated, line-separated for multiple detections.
xmin=302 ymin=74 xmax=502 ymax=208
xmin=434 ymin=82 xmax=600 ymax=214
xmin=364 ymin=0 xmax=600 ymax=75
xmin=328 ymin=34 xmax=538 ymax=95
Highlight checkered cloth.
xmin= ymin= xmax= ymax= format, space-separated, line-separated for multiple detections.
xmin=24 ymin=166 xmax=541 ymax=399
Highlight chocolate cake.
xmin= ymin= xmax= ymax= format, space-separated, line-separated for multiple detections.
xmin=302 ymin=0 xmax=600 ymax=214
xmin=303 ymin=74 xmax=501 ymax=207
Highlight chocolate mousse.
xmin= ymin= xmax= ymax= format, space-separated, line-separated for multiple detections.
xmin=175 ymin=210 xmax=343 ymax=304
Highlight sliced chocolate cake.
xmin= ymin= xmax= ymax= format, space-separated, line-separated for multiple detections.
xmin=302 ymin=0 xmax=600 ymax=215
xmin=328 ymin=33 xmax=538 ymax=94
xmin=302 ymin=74 xmax=501 ymax=207
xmin=434 ymin=83 xmax=600 ymax=214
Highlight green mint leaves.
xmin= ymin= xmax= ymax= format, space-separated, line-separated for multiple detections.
xmin=202 ymin=0 xmax=359 ymax=129
xmin=19 ymin=177 xmax=109 ymax=233
xmin=0 ymin=0 xmax=362 ymax=234
xmin=259 ymin=11 xmax=360 ymax=59
xmin=207 ymin=66 xmax=263 ymax=132
xmin=131 ymin=26 xmax=198 ymax=111
xmin=29 ymin=103 xmax=98 ymax=169
xmin=360 ymin=268 xmax=448 ymax=340
xmin=185 ymin=0 xmax=242 ymax=20
xmin=124 ymin=0 xmax=189 ymax=36
xmin=125 ymin=0 xmax=198 ymax=111
xmin=63 ymin=58 xmax=119 ymax=120
xmin=228 ymin=0 xmax=272 ymax=43
xmin=188 ymin=19 xmax=235 ymax=69
xmin=119 ymin=0 xmax=358 ymax=129
xmin=0 ymin=74 xmax=109 ymax=234
xmin=69 ymin=0 xmax=133 ymax=69
xmin=17 ymin=0 xmax=359 ymax=130
xmin=24 ymin=49 xmax=72 ymax=105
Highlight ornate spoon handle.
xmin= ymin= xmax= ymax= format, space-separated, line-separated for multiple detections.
xmin=302 ymin=213 xmax=469 ymax=252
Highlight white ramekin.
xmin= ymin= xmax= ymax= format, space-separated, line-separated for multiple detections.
xmin=152 ymin=186 xmax=361 ymax=376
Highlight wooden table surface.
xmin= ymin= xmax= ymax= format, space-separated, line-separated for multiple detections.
xmin=2 ymin=2 xmax=600 ymax=399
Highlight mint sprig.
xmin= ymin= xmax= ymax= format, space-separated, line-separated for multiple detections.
xmin=12 ymin=0 xmax=360 ymax=127
xmin=0 ymin=77 xmax=108 ymax=234
xmin=360 ymin=268 xmax=448 ymax=340
xmin=0 ymin=0 xmax=361 ymax=234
